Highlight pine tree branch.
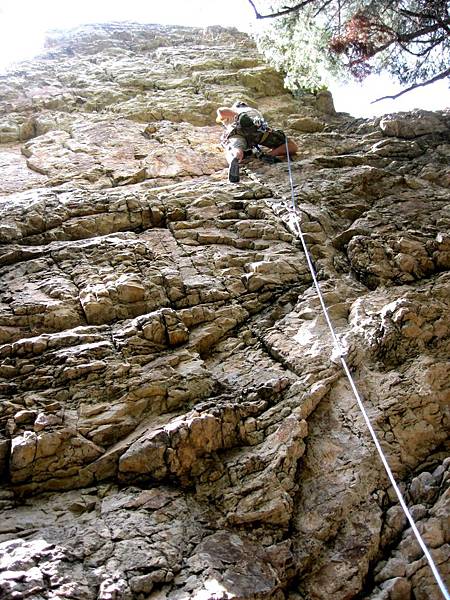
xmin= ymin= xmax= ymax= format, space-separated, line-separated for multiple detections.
xmin=398 ymin=7 xmax=450 ymax=33
xmin=246 ymin=0 xmax=317 ymax=20
xmin=313 ymin=0 xmax=335 ymax=18
xmin=371 ymin=66 xmax=450 ymax=103
xmin=398 ymin=37 xmax=445 ymax=57
xmin=395 ymin=21 xmax=449 ymax=43
xmin=342 ymin=20 xmax=448 ymax=64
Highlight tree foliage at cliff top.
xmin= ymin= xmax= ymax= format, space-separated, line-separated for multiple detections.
xmin=249 ymin=0 xmax=450 ymax=99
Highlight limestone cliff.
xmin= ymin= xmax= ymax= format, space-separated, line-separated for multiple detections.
xmin=0 ymin=23 xmax=449 ymax=600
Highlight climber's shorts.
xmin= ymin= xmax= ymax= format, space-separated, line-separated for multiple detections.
xmin=222 ymin=134 xmax=248 ymax=153
xmin=222 ymin=128 xmax=287 ymax=152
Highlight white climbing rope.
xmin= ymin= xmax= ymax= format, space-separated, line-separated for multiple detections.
xmin=284 ymin=138 xmax=450 ymax=600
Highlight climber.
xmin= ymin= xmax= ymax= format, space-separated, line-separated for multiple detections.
xmin=216 ymin=101 xmax=298 ymax=183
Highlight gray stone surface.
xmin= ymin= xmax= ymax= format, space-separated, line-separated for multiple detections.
xmin=0 ymin=22 xmax=448 ymax=600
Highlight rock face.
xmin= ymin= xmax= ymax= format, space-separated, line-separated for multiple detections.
xmin=0 ymin=22 xmax=449 ymax=600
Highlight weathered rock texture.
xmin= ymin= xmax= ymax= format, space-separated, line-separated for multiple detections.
xmin=0 ymin=22 xmax=449 ymax=600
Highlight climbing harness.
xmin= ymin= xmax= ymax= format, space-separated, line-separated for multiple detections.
xmin=221 ymin=111 xmax=271 ymax=148
xmin=284 ymin=137 xmax=450 ymax=600
xmin=250 ymin=146 xmax=281 ymax=164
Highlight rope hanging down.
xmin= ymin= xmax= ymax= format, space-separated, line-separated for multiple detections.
xmin=284 ymin=138 xmax=450 ymax=600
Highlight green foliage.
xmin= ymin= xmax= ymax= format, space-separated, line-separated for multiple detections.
xmin=254 ymin=3 xmax=343 ymax=92
xmin=250 ymin=0 xmax=450 ymax=97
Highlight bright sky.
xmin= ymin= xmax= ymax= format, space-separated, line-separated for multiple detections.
xmin=0 ymin=0 xmax=448 ymax=118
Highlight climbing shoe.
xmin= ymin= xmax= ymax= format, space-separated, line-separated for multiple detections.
xmin=228 ymin=157 xmax=240 ymax=183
